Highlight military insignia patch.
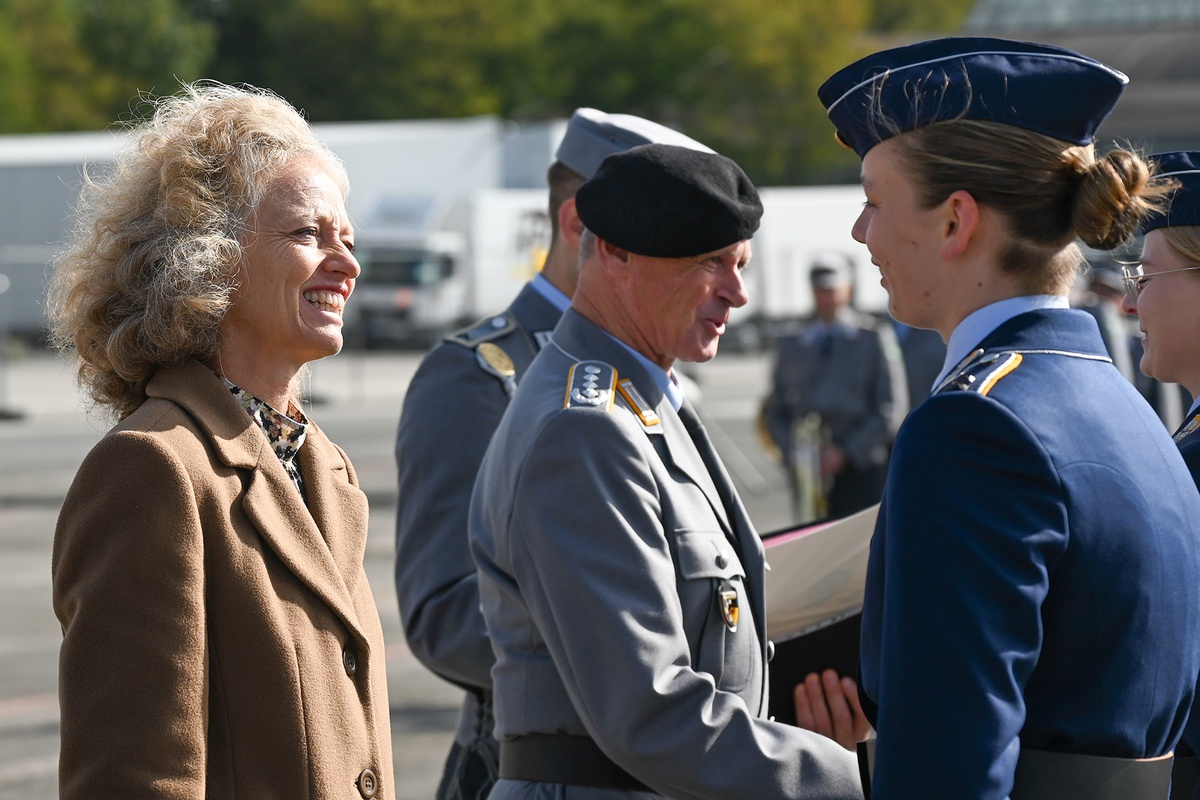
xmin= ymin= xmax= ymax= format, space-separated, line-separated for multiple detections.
xmin=564 ymin=361 xmax=617 ymax=410
xmin=477 ymin=342 xmax=517 ymax=397
xmin=1176 ymin=414 xmax=1200 ymax=443
xmin=616 ymin=378 xmax=661 ymax=427
xmin=937 ymin=350 xmax=1023 ymax=396
xmin=718 ymin=579 xmax=739 ymax=632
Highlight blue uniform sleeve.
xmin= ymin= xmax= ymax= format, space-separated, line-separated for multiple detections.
xmin=866 ymin=392 xmax=1069 ymax=800
xmin=394 ymin=341 xmax=508 ymax=690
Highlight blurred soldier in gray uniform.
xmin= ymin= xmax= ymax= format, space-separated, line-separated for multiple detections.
xmin=470 ymin=143 xmax=862 ymax=799
xmin=892 ymin=321 xmax=945 ymax=413
xmin=763 ymin=260 xmax=903 ymax=520
xmin=394 ymin=109 xmax=713 ymax=800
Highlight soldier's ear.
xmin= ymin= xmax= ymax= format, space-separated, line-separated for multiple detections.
xmin=559 ymin=197 xmax=584 ymax=250
xmin=595 ymin=237 xmax=632 ymax=268
xmin=939 ymin=189 xmax=980 ymax=261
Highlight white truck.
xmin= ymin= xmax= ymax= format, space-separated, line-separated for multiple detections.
xmin=349 ymin=188 xmax=552 ymax=347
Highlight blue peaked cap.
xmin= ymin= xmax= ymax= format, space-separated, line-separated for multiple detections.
xmin=1141 ymin=151 xmax=1200 ymax=234
xmin=817 ymin=37 xmax=1129 ymax=158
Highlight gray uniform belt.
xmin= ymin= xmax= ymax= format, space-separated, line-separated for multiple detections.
xmin=499 ymin=734 xmax=649 ymax=791
xmin=857 ymin=738 xmax=1175 ymax=799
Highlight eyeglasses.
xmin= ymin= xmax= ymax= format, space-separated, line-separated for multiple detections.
xmin=1120 ymin=264 xmax=1200 ymax=298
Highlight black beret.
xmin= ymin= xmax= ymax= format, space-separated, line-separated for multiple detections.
xmin=818 ymin=36 xmax=1128 ymax=159
xmin=575 ymin=143 xmax=763 ymax=258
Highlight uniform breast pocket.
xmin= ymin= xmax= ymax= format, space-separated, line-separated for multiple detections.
xmin=674 ymin=530 xmax=755 ymax=693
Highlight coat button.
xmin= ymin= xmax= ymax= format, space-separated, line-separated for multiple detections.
xmin=767 ymin=640 xmax=776 ymax=663
xmin=715 ymin=554 xmax=728 ymax=569
xmin=357 ymin=767 xmax=379 ymax=798
xmin=343 ymin=646 xmax=358 ymax=677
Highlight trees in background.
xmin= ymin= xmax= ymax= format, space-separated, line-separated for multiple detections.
xmin=0 ymin=0 xmax=213 ymax=131
xmin=0 ymin=0 xmax=972 ymax=183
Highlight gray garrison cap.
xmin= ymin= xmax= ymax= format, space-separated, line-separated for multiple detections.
xmin=555 ymin=107 xmax=714 ymax=180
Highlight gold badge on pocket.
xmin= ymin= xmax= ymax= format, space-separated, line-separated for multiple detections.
xmin=718 ymin=580 xmax=739 ymax=633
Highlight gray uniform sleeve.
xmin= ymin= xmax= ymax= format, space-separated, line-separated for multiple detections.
xmin=495 ymin=408 xmax=862 ymax=799
xmin=837 ymin=327 xmax=896 ymax=470
xmin=395 ymin=342 xmax=507 ymax=690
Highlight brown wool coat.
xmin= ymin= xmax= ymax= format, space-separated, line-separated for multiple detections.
xmin=53 ymin=360 xmax=393 ymax=799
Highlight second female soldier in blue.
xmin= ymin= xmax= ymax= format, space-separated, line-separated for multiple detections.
xmin=1121 ymin=151 xmax=1200 ymax=799
xmin=818 ymin=38 xmax=1200 ymax=799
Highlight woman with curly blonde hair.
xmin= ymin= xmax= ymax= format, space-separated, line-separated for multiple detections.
xmin=813 ymin=37 xmax=1200 ymax=798
xmin=49 ymin=82 xmax=394 ymax=799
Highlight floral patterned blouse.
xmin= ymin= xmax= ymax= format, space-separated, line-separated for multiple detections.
xmin=221 ymin=376 xmax=310 ymax=499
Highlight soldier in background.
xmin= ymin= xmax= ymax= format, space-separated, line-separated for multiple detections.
xmin=892 ymin=321 xmax=945 ymax=411
xmin=394 ymin=108 xmax=712 ymax=800
xmin=762 ymin=259 xmax=903 ymax=521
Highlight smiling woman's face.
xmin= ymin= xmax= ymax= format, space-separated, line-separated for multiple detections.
xmin=1124 ymin=228 xmax=1200 ymax=396
xmin=219 ymin=157 xmax=360 ymax=377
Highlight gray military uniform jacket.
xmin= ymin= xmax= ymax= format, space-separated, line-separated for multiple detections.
xmin=469 ymin=309 xmax=862 ymax=799
xmin=395 ymin=281 xmax=562 ymax=744
xmin=764 ymin=308 xmax=903 ymax=468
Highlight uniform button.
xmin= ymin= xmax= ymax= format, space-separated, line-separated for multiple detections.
xmin=357 ymin=767 xmax=379 ymax=798
xmin=715 ymin=554 xmax=728 ymax=569
xmin=767 ymin=640 xmax=776 ymax=662
xmin=342 ymin=646 xmax=358 ymax=677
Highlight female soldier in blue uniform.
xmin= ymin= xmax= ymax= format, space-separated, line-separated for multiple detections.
xmin=1123 ymin=151 xmax=1200 ymax=475
xmin=1121 ymin=150 xmax=1200 ymax=799
xmin=817 ymin=38 xmax=1200 ymax=799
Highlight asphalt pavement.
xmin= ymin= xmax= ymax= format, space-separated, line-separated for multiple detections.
xmin=0 ymin=343 xmax=793 ymax=799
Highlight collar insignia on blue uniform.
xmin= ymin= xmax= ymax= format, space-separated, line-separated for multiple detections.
xmin=1176 ymin=414 xmax=1200 ymax=443
xmin=564 ymin=360 xmax=617 ymax=410
xmin=615 ymin=378 xmax=661 ymax=428
xmin=718 ymin=579 xmax=739 ymax=632
xmin=936 ymin=349 xmax=1023 ymax=396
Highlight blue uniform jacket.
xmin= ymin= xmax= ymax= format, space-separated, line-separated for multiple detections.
xmin=1172 ymin=414 xmax=1200 ymax=768
xmin=470 ymin=308 xmax=862 ymax=799
xmin=860 ymin=308 xmax=1200 ymax=800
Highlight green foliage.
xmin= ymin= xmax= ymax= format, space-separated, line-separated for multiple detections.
xmin=0 ymin=0 xmax=974 ymax=182
xmin=869 ymin=0 xmax=975 ymax=31
xmin=0 ymin=0 xmax=214 ymax=133
xmin=196 ymin=0 xmax=875 ymax=183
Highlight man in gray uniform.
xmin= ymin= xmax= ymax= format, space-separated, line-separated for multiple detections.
xmin=470 ymin=144 xmax=862 ymax=799
xmin=763 ymin=259 xmax=904 ymax=520
xmin=394 ymin=109 xmax=713 ymax=800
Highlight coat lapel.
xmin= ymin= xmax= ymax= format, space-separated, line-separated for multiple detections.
xmin=239 ymin=436 xmax=370 ymax=645
xmin=151 ymin=362 xmax=370 ymax=646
